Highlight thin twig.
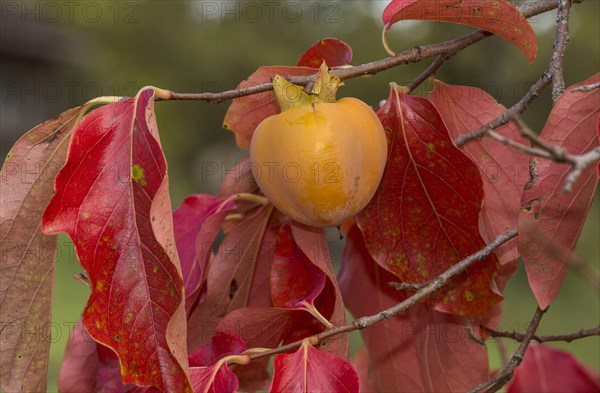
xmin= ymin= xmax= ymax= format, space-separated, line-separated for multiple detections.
xmin=454 ymin=71 xmax=551 ymax=147
xmin=486 ymin=129 xmax=555 ymax=161
xmin=248 ymin=228 xmax=518 ymax=362
xmin=549 ymin=0 xmax=572 ymax=102
xmin=563 ymin=146 xmax=600 ymax=192
xmin=407 ymin=53 xmax=454 ymax=93
xmin=469 ymin=307 xmax=546 ymax=393
xmin=482 ymin=324 xmax=600 ymax=343
xmin=158 ymin=0 xmax=565 ymax=104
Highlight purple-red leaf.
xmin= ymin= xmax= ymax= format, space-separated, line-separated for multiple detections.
xmin=269 ymin=340 xmax=359 ymax=393
xmin=518 ymin=73 xmax=599 ymax=309
xmin=189 ymin=363 xmax=239 ymax=393
xmin=186 ymin=204 xmax=274 ymax=351
xmin=188 ymin=333 xmax=246 ymax=367
xmin=59 ymin=321 xmax=153 ymax=393
xmin=290 ymin=223 xmax=348 ymax=358
xmin=429 ymin=80 xmax=527 ymax=266
xmin=383 ymin=0 xmax=537 ymax=63
xmin=296 ymin=38 xmax=353 ymax=68
xmin=173 ymin=194 xmax=236 ymax=310
xmin=339 ymin=226 xmax=489 ymax=392
xmin=357 ymin=85 xmax=501 ymax=318
xmin=506 ymin=344 xmax=600 ymax=393
xmin=0 ymin=105 xmax=86 ymax=393
xmin=41 ymin=88 xmax=191 ymax=391
xmin=222 ymin=66 xmax=316 ymax=149
xmin=271 ymin=222 xmax=327 ymax=308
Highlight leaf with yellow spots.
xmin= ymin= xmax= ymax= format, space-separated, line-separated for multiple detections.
xmin=357 ymin=84 xmax=501 ymax=318
xmin=429 ymin=80 xmax=528 ymax=267
xmin=339 ymin=226 xmax=490 ymax=392
xmin=518 ymin=73 xmax=600 ymax=310
xmin=382 ymin=0 xmax=538 ymax=63
xmin=0 ymin=104 xmax=87 ymax=393
xmin=41 ymin=88 xmax=192 ymax=391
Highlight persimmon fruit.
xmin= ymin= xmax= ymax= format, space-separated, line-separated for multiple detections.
xmin=249 ymin=68 xmax=387 ymax=227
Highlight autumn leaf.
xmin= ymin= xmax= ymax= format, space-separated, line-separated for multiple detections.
xmin=58 ymin=321 xmax=101 ymax=392
xmin=290 ymin=223 xmax=348 ymax=357
xmin=41 ymin=88 xmax=191 ymax=392
xmin=519 ymin=73 xmax=600 ymax=310
xmin=218 ymin=157 xmax=258 ymax=197
xmin=269 ymin=339 xmax=359 ymax=393
xmin=217 ymin=307 xmax=295 ymax=392
xmin=357 ymin=84 xmax=501 ymax=318
xmin=296 ymin=38 xmax=353 ymax=68
xmin=429 ymin=80 xmax=528 ymax=266
xmin=188 ymin=333 xmax=246 ymax=367
xmin=186 ymin=204 xmax=274 ymax=351
xmin=382 ymin=0 xmax=537 ymax=63
xmin=339 ymin=226 xmax=489 ymax=392
xmin=59 ymin=321 xmax=155 ymax=393
xmin=173 ymin=194 xmax=236 ymax=313
xmin=189 ymin=363 xmax=239 ymax=393
xmin=271 ymin=222 xmax=327 ymax=309
xmin=351 ymin=348 xmax=376 ymax=393
xmin=0 ymin=104 xmax=89 ymax=393
xmin=506 ymin=344 xmax=600 ymax=393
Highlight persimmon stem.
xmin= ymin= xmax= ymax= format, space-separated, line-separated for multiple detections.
xmin=231 ymin=193 xmax=269 ymax=205
xmin=224 ymin=354 xmax=250 ymax=366
xmin=224 ymin=213 xmax=245 ymax=222
xmin=241 ymin=347 xmax=273 ymax=356
xmin=381 ymin=25 xmax=396 ymax=57
xmin=299 ymin=301 xmax=334 ymax=329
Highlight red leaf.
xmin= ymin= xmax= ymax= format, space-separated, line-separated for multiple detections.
xmin=597 ymin=117 xmax=600 ymax=177
xmin=506 ymin=344 xmax=600 ymax=393
xmin=357 ymin=85 xmax=501 ymax=318
xmin=339 ymin=226 xmax=489 ymax=392
xmin=351 ymin=348 xmax=377 ymax=393
xmin=42 ymin=89 xmax=191 ymax=391
xmin=218 ymin=307 xmax=296 ymax=392
xmin=269 ymin=340 xmax=359 ymax=393
xmin=58 ymin=321 xmax=101 ymax=392
xmin=429 ymin=80 xmax=528 ymax=266
xmin=0 ymin=105 xmax=85 ymax=392
xmin=290 ymin=223 xmax=349 ymax=357
xmin=296 ymin=38 xmax=353 ymax=68
xmin=382 ymin=0 xmax=537 ymax=63
xmin=186 ymin=204 xmax=274 ymax=351
xmin=222 ymin=66 xmax=316 ymax=149
xmin=518 ymin=73 xmax=600 ymax=309
xmin=218 ymin=157 xmax=258 ymax=197
xmin=339 ymin=227 xmax=424 ymax=392
xmin=188 ymin=333 xmax=246 ymax=367
xmin=173 ymin=195 xmax=235 ymax=303
xmin=189 ymin=363 xmax=239 ymax=393
xmin=59 ymin=321 xmax=154 ymax=393
xmin=271 ymin=222 xmax=327 ymax=308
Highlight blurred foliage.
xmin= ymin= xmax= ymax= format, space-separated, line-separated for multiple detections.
xmin=2 ymin=0 xmax=597 ymax=391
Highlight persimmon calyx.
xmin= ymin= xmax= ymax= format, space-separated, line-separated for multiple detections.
xmin=272 ymin=62 xmax=343 ymax=111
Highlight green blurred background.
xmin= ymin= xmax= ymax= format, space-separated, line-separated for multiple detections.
xmin=0 ymin=1 xmax=598 ymax=391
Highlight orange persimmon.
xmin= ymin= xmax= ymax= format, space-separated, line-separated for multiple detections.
xmin=249 ymin=67 xmax=387 ymax=227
